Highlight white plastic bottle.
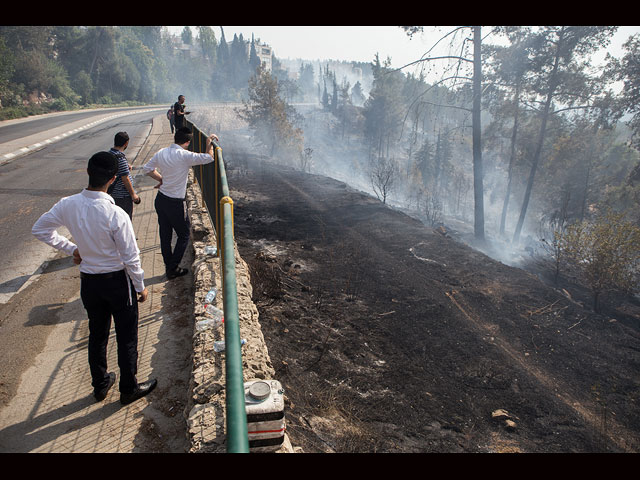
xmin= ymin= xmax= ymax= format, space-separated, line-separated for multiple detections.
xmin=204 ymin=304 xmax=224 ymax=322
xmin=204 ymin=288 xmax=217 ymax=304
xmin=214 ymin=339 xmax=247 ymax=352
xmin=196 ymin=318 xmax=220 ymax=332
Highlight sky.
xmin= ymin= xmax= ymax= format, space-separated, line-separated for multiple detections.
xmin=169 ymin=26 xmax=640 ymax=72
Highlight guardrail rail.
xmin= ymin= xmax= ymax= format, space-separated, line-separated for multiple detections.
xmin=187 ymin=119 xmax=249 ymax=453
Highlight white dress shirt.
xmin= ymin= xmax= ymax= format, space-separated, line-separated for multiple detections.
xmin=32 ymin=189 xmax=145 ymax=292
xmin=143 ymin=144 xmax=213 ymax=199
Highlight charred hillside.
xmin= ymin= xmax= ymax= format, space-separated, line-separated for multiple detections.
xmin=229 ymin=157 xmax=640 ymax=453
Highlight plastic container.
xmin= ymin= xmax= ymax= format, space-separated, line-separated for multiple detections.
xmin=213 ymin=338 xmax=246 ymax=352
xmin=195 ymin=317 xmax=222 ymax=332
xmin=204 ymin=288 xmax=217 ymax=304
xmin=204 ymin=245 xmax=217 ymax=255
xmin=245 ymin=379 xmax=286 ymax=452
xmin=204 ymin=304 xmax=223 ymax=321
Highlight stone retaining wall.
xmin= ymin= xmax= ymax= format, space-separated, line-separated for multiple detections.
xmin=183 ymin=171 xmax=293 ymax=453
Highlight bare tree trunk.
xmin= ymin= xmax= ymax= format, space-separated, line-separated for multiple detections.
xmin=580 ymin=128 xmax=600 ymax=221
xmin=89 ymin=28 xmax=101 ymax=78
xmin=513 ymin=28 xmax=564 ymax=244
xmin=434 ymin=130 xmax=442 ymax=196
xmin=500 ymin=82 xmax=521 ymax=235
xmin=472 ymin=26 xmax=485 ymax=240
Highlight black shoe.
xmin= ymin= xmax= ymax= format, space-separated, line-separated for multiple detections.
xmin=120 ymin=379 xmax=158 ymax=405
xmin=94 ymin=372 xmax=116 ymax=402
xmin=166 ymin=267 xmax=188 ymax=279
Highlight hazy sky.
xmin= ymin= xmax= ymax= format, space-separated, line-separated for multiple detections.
xmin=170 ymin=26 xmax=640 ymax=72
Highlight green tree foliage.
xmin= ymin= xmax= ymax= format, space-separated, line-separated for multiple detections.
xmin=561 ymin=210 xmax=640 ymax=311
xmin=363 ymin=54 xmax=405 ymax=160
xmin=484 ymin=29 xmax=538 ymax=235
xmin=0 ymin=25 xmax=278 ymax=117
xmin=249 ymin=37 xmax=261 ymax=73
xmin=0 ymin=36 xmax=15 ymax=104
xmin=181 ymin=27 xmax=193 ymax=45
xmin=505 ymin=26 xmax=618 ymax=243
xmin=351 ymin=81 xmax=366 ymax=106
xmin=297 ymin=62 xmax=315 ymax=102
xmin=236 ymin=65 xmax=304 ymax=159
xmin=197 ymin=26 xmax=217 ymax=62
xmin=0 ymin=26 xmax=76 ymax=107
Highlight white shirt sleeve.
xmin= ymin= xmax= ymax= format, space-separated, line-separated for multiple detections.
xmin=111 ymin=211 xmax=145 ymax=292
xmin=142 ymin=153 xmax=157 ymax=174
xmin=31 ymin=198 xmax=78 ymax=257
xmin=187 ymin=151 xmax=214 ymax=166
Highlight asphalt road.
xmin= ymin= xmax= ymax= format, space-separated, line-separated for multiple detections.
xmin=0 ymin=108 xmax=160 ymax=304
xmin=0 ymin=108 xmax=160 ymax=409
xmin=0 ymin=108 xmax=153 ymax=144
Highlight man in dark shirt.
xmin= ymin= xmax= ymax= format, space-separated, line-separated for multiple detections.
xmin=173 ymin=95 xmax=191 ymax=130
xmin=108 ymin=132 xmax=140 ymax=219
xmin=167 ymin=106 xmax=175 ymax=133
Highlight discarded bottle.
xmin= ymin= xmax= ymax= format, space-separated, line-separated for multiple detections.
xmin=204 ymin=304 xmax=224 ymax=321
xmin=195 ymin=317 xmax=223 ymax=332
xmin=204 ymin=245 xmax=217 ymax=255
xmin=213 ymin=339 xmax=247 ymax=352
xmin=204 ymin=288 xmax=217 ymax=304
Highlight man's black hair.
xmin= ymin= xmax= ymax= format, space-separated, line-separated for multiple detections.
xmin=114 ymin=131 xmax=129 ymax=148
xmin=174 ymin=127 xmax=193 ymax=145
xmin=88 ymin=151 xmax=118 ymax=188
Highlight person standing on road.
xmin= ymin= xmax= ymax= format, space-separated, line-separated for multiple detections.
xmin=143 ymin=127 xmax=218 ymax=279
xmin=31 ymin=151 xmax=157 ymax=406
xmin=167 ymin=105 xmax=175 ymax=133
xmin=108 ymin=132 xmax=140 ymax=220
xmin=173 ymin=95 xmax=190 ymax=130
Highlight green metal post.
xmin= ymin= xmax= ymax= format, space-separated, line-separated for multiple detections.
xmin=186 ymin=120 xmax=249 ymax=452
xmin=220 ymin=198 xmax=248 ymax=453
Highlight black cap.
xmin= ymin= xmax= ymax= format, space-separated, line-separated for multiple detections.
xmin=88 ymin=151 xmax=118 ymax=177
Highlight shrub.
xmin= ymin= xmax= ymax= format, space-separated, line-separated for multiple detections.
xmin=562 ymin=210 xmax=640 ymax=312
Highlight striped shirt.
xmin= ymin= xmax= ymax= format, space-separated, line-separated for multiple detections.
xmin=109 ymin=148 xmax=133 ymax=199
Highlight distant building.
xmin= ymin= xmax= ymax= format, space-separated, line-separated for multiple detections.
xmin=246 ymin=40 xmax=273 ymax=72
xmin=174 ymin=41 xmax=199 ymax=58
xmin=173 ymin=34 xmax=273 ymax=70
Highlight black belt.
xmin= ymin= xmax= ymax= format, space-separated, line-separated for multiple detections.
xmin=80 ymin=270 xmax=125 ymax=280
xmin=157 ymin=191 xmax=185 ymax=203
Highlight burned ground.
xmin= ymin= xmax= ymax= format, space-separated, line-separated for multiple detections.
xmin=229 ymin=158 xmax=640 ymax=453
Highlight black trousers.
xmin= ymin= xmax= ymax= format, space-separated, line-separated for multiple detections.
xmin=114 ymin=196 xmax=133 ymax=220
xmin=80 ymin=270 xmax=138 ymax=394
xmin=154 ymin=191 xmax=190 ymax=272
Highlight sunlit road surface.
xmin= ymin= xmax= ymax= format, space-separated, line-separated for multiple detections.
xmin=0 ymin=107 xmax=162 ymax=305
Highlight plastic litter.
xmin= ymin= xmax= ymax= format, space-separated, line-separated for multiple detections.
xmin=195 ymin=304 xmax=224 ymax=332
xmin=204 ymin=245 xmax=217 ymax=255
xmin=204 ymin=288 xmax=217 ymax=304
xmin=214 ymin=339 xmax=247 ymax=352
xmin=195 ymin=317 xmax=222 ymax=332
xmin=204 ymin=304 xmax=224 ymax=321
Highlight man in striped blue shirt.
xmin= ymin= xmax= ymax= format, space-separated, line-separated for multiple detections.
xmin=109 ymin=132 xmax=140 ymax=219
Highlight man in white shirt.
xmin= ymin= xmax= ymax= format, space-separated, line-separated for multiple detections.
xmin=143 ymin=127 xmax=218 ymax=279
xmin=32 ymin=151 xmax=157 ymax=405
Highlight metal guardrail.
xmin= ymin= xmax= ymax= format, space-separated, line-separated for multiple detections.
xmin=187 ymin=119 xmax=249 ymax=453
